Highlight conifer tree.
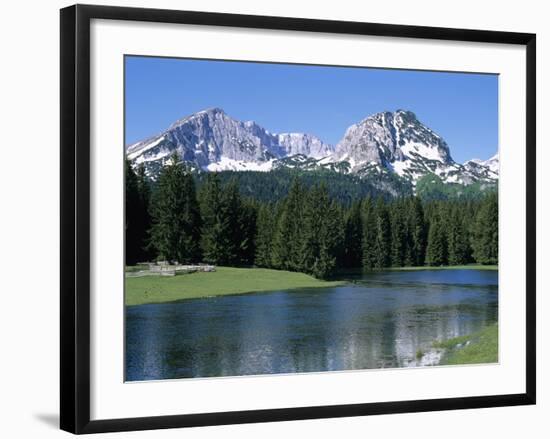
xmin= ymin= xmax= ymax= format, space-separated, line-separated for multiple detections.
xmin=409 ymin=197 xmax=427 ymax=266
xmin=362 ymin=197 xmax=377 ymax=270
xmin=300 ymin=184 xmax=344 ymax=279
xmin=254 ymin=203 xmax=275 ymax=267
xmin=300 ymin=185 xmax=324 ymax=274
xmin=271 ymin=179 xmax=305 ymax=271
xmin=331 ymin=202 xmax=346 ymax=269
xmin=198 ymin=173 xmax=232 ymax=264
xmin=343 ymin=201 xmax=363 ymax=268
xmin=134 ymin=163 xmax=154 ymax=261
xmin=220 ymin=180 xmax=243 ymax=265
xmin=125 ymin=158 xmax=141 ymax=265
xmin=426 ymin=210 xmax=448 ymax=266
xmin=149 ymin=154 xmax=201 ymax=263
xmin=236 ymin=198 xmax=258 ymax=265
xmin=137 ymin=154 xmax=498 ymax=274
xmin=447 ymin=206 xmax=471 ymax=265
xmin=471 ymin=192 xmax=498 ymax=264
xmin=374 ymin=197 xmax=391 ymax=268
xmin=390 ymin=201 xmax=407 ymax=267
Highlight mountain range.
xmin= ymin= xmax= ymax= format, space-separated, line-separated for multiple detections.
xmin=126 ymin=107 xmax=498 ymax=190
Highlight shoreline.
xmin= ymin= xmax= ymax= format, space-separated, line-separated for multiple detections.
xmin=434 ymin=324 xmax=499 ymax=365
xmin=125 ymin=264 xmax=497 ymax=306
xmin=334 ymin=264 xmax=497 ymax=277
xmin=125 ymin=266 xmax=346 ymax=306
xmin=387 ymin=264 xmax=498 ymax=272
xmin=411 ymin=324 xmax=498 ymax=367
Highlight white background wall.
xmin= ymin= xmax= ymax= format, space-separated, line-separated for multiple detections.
xmin=0 ymin=0 xmax=547 ymax=437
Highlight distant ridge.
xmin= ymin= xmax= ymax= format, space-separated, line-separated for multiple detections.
xmin=127 ymin=107 xmax=498 ymax=187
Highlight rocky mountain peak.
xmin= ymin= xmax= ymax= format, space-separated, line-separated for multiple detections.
xmin=333 ymin=110 xmax=452 ymax=173
xmin=127 ymin=108 xmax=333 ymax=172
xmin=127 ymin=108 xmax=497 ymax=189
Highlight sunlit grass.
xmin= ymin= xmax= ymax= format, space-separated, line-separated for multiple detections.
xmin=436 ymin=324 xmax=498 ymax=365
xmin=125 ymin=266 xmax=345 ymax=306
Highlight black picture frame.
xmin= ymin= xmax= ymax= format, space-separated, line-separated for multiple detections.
xmin=60 ymin=4 xmax=536 ymax=434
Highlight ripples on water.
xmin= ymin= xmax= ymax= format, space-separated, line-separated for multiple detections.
xmin=125 ymin=269 xmax=498 ymax=381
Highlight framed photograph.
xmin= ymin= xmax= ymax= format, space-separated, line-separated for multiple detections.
xmin=60 ymin=4 xmax=536 ymax=434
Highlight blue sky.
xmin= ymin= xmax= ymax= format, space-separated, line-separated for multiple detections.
xmin=125 ymin=56 xmax=498 ymax=163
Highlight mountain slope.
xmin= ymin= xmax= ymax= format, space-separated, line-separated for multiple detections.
xmin=127 ymin=107 xmax=333 ymax=172
xmin=330 ymin=110 xmax=497 ymax=186
xmin=127 ymin=108 xmax=498 ymax=191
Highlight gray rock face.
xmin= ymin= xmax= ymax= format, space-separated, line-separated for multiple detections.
xmin=277 ymin=132 xmax=334 ymax=158
xmin=127 ymin=108 xmax=498 ymax=187
xmin=127 ymin=107 xmax=331 ymax=171
xmin=463 ymin=153 xmax=499 ymax=181
xmin=334 ymin=110 xmax=451 ymax=169
xmin=332 ymin=110 xmax=497 ymax=185
xmin=478 ymin=153 xmax=499 ymax=174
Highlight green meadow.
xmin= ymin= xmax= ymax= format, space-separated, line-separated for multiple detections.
xmin=436 ymin=324 xmax=499 ymax=365
xmin=125 ymin=266 xmax=345 ymax=306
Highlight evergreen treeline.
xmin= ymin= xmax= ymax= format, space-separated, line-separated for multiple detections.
xmin=415 ymin=174 xmax=498 ymax=200
xmin=194 ymin=168 xmax=411 ymax=205
xmin=126 ymin=155 xmax=499 ymax=278
xmin=125 ymin=160 xmax=153 ymax=265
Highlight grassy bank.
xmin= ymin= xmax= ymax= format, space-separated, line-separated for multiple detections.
xmin=389 ymin=264 xmax=498 ymax=271
xmin=125 ymin=264 xmax=149 ymax=273
xmin=125 ymin=266 xmax=346 ymax=306
xmin=435 ymin=324 xmax=498 ymax=365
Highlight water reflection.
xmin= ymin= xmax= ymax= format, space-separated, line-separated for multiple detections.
xmin=126 ymin=269 xmax=498 ymax=381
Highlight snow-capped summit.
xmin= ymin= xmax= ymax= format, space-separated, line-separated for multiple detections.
xmin=127 ymin=107 xmax=332 ymax=172
xmin=462 ymin=153 xmax=499 ymax=182
xmin=126 ymin=108 xmax=498 ymax=187
xmin=480 ymin=153 xmax=499 ymax=174
xmin=333 ymin=110 xmax=453 ymax=177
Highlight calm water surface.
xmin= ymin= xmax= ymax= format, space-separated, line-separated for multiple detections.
xmin=125 ymin=269 xmax=498 ymax=381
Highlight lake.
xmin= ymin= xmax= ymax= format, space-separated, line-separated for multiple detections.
xmin=125 ymin=269 xmax=498 ymax=381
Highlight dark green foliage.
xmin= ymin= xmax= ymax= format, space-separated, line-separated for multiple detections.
xmin=373 ymin=198 xmax=392 ymax=268
xmin=198 ymin=173 xmax=233 ymax=265
xmin=409 ymin=197 xmax=427 ymax=266
xmin=390 ymin=201 xmax=408 ymax=267
xmin=254 ymin=203 xmax=275 ymax=267
xmin=218 ymin=180 xmax=244 ymax=265
xmin=149 ymin=154 xmax=202 ymax=263
xmin=198 ymin=175 xmax=256 ymax=266
xmin=226 ymin=183 xmax=257 ymax=265
xmin=416 ymin=173 xmax=497 ymax=201
xmin=136 ymin=164 xmax=153 ymax=259
xmin=343 ymin=201 xmax=363 ymax=268
xmin=271 ymin=179 xmax=306 ymax=271
xmin=300 ymin=184 xmax=345 ymax=279
xmin=266 ymin=181 xmax=345 ymax=279
xmin=426 ymin=209 xmax=448 ymax=266
xmin=125 ymin=160 xmax=152 ymax=265
xmin=128 ymin=162 xmax=499 ymax=278
xmin=471 ymin=192 xmax=498 ymax=264
xmin=447 ymin=206 xmax=471 ymax=265
xmin=125 ymin=159 xmax=140 ymax=265
xmin=195 ymin=168 xmax=410 ymax=205
xmin=362 ymin=198 xmax=377 ymax=270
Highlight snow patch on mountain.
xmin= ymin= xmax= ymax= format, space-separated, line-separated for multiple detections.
xmin=127 ymin=135 xmax=167 ymax=161
xmin=126 ymin=108 xmax=498 ymax=187
xmin=481 ymin=153 xmax=499 ymax=174
xmin=126 ymin=107 xmax=332 ymax=174
xmin=206 ymin=157 xmax=276 ymax=172
xmin=463 ymin=152 xmax=499 ymax=182
xmin=401 ymin=141 xmax=445 ymax=163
